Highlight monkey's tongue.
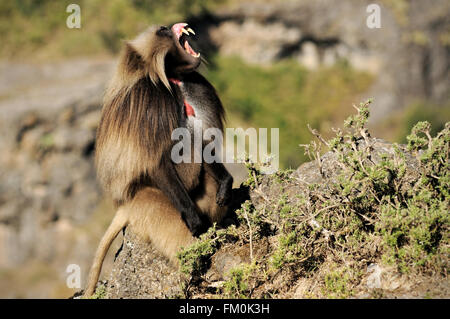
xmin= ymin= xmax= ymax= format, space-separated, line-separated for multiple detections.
xmin=184 ymin=40 xmax=200 ymax=58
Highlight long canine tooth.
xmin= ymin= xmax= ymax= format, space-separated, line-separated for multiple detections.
xmin=187 ymin=27 xmax=195 ymax=35
xmin=181 ymin=28 xmax=190 ymax=36
xmin=195 ymin=52 xmax=200 ymax=58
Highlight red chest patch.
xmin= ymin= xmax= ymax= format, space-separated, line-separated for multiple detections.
xmin=184 ymin=100 xmax=196 ymax=117
xmin=169 ymin=78 xmax=195 ymax=117
xmin=169 ymin=78 xmax=181 ymax=86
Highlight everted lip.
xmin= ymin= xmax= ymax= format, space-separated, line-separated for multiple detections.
xmin=171 ymin=23 xmax=200 ymax=58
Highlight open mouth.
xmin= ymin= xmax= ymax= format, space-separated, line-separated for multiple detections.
xmin=171 ymin=23 xmax=200 ymax=58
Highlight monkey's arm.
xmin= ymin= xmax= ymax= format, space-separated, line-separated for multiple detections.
xmin=181 ymin=72 xmax=231 ymax=205
xmin=204 ymin=162 xmax=233 ymax=207
xmin=152 ymin=158 xmax=206 ymax=236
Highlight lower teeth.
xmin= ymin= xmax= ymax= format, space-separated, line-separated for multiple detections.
xmin=184 ymin=40 xmax=200 ymax=57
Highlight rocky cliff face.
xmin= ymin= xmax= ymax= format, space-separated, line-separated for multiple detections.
xmin=188 ymin=0 xmax=450 ymax=120
xmin=0 ymin=59 xmax=114 ymax=297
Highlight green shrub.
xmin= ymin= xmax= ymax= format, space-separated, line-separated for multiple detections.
xmin=177 ymin=99 xmax=449 ymax=298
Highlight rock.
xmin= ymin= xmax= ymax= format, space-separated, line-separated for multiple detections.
xmin=297 ymin=42 xmax=320 ymax=69
xmin=189 ymin=0 xmax=450 ymax=120
xmin=293 ymin=278 xmax=312 ymax=298
xmin=105 ymin=229 xmax=186 ymax=299
xmin=294 ymin=138 xmax=420 ymax=186
xmin=366 ymin=263 xmax=382 ymax=289
xmin=209 ymin=19 xmax=302 ymax=64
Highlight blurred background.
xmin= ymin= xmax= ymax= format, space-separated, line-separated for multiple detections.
xmin=0 ymin=0 xmax=448 ymax=298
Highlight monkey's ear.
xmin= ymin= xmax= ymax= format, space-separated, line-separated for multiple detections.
xmin=123 ymin=42 xmax=145 ymax=73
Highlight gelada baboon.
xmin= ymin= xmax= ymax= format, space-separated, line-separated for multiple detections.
xmin=84 ymin=23 xmax=233 ymax=297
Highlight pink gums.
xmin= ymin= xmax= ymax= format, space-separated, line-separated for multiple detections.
xmin=171 ymin=23 xmax=188 ymax=38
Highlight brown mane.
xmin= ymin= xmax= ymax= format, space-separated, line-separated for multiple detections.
xmin=96 ymin=61 xmax=182 ymax=204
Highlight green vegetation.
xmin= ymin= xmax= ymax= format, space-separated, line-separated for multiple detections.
xmin=0 ymin=0 xmax=223 ymax=59
xmin=177 ymin=224 xmax=228 ymax=277
xmin=376 ymin=100 xmax=450 ymax=146
xmin=398 ymin=101 xmax=450 ymax=143
xmin=204 ymin=56 xmax=373 ymax=168
xmin=88 ymin=284 xmax=107 ymax=299
xmin=222 ymin=262 xmax=259 ymax=298
xmin=178 ymin=100 xmax=449 ymax=298
xmin=322 ymin=267 xmax=354 ymax=299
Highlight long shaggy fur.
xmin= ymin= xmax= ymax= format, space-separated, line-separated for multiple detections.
xmin=96 ymin=74 xmax=182 ymax=204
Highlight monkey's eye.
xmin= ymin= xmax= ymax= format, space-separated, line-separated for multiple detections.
xmin=156 ymin=26 xmax=171 ymax=37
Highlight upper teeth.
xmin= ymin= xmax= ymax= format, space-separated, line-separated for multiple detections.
xmin=181 ymin=26 xmax=195 ymax=36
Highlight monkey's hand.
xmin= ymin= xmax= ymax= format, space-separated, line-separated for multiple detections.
xmin=183 ymin=209 xmax=208 ymax=236
xmin=216 ymin=176 xmax=233 ymax=207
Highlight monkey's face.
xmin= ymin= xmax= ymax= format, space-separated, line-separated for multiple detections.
xmin=150 ymin=23 xmax=201 ymax=76
xmin=126 ymin=23 xmax=201 ymax=88
xmin=165 ymin=23 xmax=201 ymax=74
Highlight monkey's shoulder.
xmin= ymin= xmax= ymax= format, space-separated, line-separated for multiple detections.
xmin=180 ymin=72 xmax=216 ymax=93
xmin=180 ymin=73 xmax=222 ymax=108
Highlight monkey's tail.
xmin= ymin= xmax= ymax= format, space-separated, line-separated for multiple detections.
xmin=83 ymin=208 xmax=128 ymax=298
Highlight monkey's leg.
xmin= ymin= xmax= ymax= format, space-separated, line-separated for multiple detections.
xmin=204 ymin=162 xmax=233 ymax=207
xmin=84 ymin=188 xmax=196 ymax=297
xmin=127 ymin=187 xmax=196 ymax=265
xmin=152 ymin=158 xmax=206 ymax=236
xmin=84 ymin=208 xmax=128 ymax=297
